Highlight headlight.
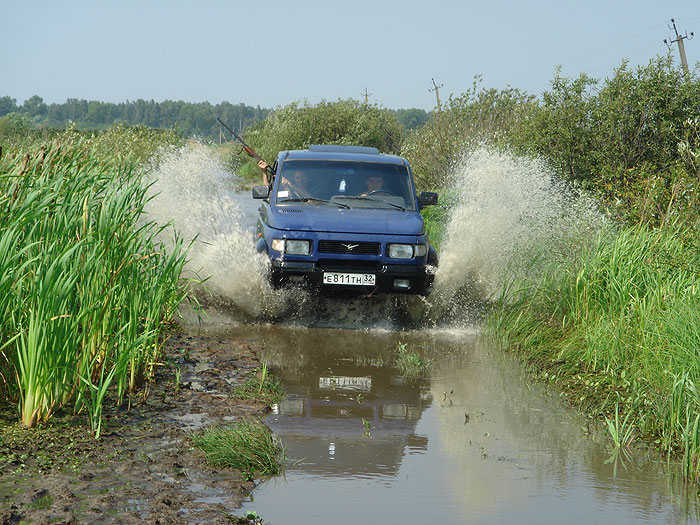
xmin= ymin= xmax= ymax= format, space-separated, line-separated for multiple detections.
xmin=271 ymin=238 xmax=311 ymax=255
xmin=388 ymin=243 xmax=428 ymax=259
xmin=271 ymin=238 xmax=285 ymax=252
xmin=388 ymin=244 xmax=414 ymax=259
xmin=285 ymin=239 xmax=311 ymax=255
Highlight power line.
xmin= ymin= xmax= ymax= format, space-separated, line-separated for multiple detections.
xmin=362 ymin=87 xmax=371 ymax=105
xmin=664 ymin=18 xmax=694 ymax=75
xmin=428 ymin=78 xmax=443 ymax=112
xmin=561 ymin=21 xmax=667 ymax=67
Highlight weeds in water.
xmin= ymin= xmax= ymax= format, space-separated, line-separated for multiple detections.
xmin=605 ymin=446 xmax=633 ymax=479
xmin=605 ymin=404 xmax=635 ymax=448
xmin=394 ymin=342 xmax=431 ymax=378
xmin=191 ymin=421 xmax=285 ymax=479
xmin=353 ymin=354 xmax=386 ymax=367
xmin=233 ymin=365 xmax=284 ymax=407
xmin=361 ymin=418 xmax=371 ymax=438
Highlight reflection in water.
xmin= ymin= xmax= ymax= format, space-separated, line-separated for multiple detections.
xmin=189 ymin=324 xmax=700 ymax=524
xmin=260 ymin=326 xmax=431 ymax=480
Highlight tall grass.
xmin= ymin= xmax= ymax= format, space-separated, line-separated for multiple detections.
xmin=0 ymin=127 xmax=189 ymax=437
xmin=488 ymin=222 xmax=700 ymax=483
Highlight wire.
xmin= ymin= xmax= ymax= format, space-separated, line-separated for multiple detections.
xmin=561 ymin=21 xmax=668 ymax=66
xmin=583 ymin=41 xmax=669 ymax=77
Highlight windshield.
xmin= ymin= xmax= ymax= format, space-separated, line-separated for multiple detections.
xmin=273 ymin=160 xmax=415 ymax=210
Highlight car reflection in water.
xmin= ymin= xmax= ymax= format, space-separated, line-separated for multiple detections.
xmin=262 ymin=330 xmax=432 ymax=479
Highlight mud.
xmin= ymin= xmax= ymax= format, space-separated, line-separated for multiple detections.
xmin=0 ymin=332 xmax=270 ymax=524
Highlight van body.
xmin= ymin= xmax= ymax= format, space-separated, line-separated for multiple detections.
xmin=253 ymin=145 xmax=438 ymax=295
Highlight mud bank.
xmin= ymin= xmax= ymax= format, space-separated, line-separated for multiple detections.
xmin=0 ymin=332 xmax=271 ymax=524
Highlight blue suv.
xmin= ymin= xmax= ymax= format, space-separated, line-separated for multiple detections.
xmin=252 ymin=145 xmax=438 ymax=295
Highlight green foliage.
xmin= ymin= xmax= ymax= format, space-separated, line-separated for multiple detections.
xmin=232 ymin=365 xmax=284 ymax=407
xmin=401 ymin=76 xmax=536 ymax=189
xmin=393 ymin=108 xmax=431 ymax=130
xmin=404 ymin=57 xmax=700 ymax=226
xmin=0 ymin=126 xmax=191 ymax=436
xmin=0 ymin=113 xmax=28 ymax=136
xmin=419 ymin=189 xmax=458 ymax=251
xmin=488 ymin=222 xmax=700 ymax=482
xmin=394 ymin=342 xmax=431 ymax=378
xmin=241 ymin=99 xmax=405 ymax=170
xmin=191 ymin=421 xmax=285 ymax=478
xmin=605 ymin=404 xmax=636 ymax=448
xmin=0 ymin=97 xmax=271 ymax=142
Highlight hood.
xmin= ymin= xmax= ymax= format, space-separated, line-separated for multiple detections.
xmin=268 ymin=205 xmax=424 ymax=235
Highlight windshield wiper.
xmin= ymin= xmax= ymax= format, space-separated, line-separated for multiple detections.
xmin=282 ymin=198 xmax=350 ymax=209
xmin=338 ymin=196 xmax=406 ymax=211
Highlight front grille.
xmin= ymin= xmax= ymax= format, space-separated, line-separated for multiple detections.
xmin=316 ymin=259 xmax=381 ymax=271
xmin=318 ymin=240 xmax=380 ymax=255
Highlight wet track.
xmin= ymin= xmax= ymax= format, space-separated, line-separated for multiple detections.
xmin=157 ymin=146 xmax=698 ymax=523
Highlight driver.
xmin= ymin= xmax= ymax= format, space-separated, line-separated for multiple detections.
xmin=360 ymin=174 xmax=384 ymax=196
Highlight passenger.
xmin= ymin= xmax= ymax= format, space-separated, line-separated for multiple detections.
xmin=281 ymin=169 xmax=313 ymax=199
xmin=258 ymin=160 xmax=313 ymax=199
xmin=257 ymin=159 xmax=271 ymax=186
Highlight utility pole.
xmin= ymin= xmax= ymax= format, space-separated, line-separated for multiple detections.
xmin=362 ymin=87 xmax=371 ymax=105
xmin=429 ymin=78 xmax=443 ymax=112
xmin=664 ymin=18 xmax=694 ymax=75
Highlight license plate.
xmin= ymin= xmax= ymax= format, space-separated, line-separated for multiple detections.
xmin=322 ymin=272 xmax=375 ymax=286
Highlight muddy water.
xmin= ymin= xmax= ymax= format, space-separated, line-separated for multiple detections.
xmin=153 ymin=146 xmax=697 ymax=522
xmin=182 ymin=323 xmax=696 ymax=524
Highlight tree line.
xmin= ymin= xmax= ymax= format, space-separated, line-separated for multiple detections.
xmin=0 ymin=95 xmax=430 ymax=141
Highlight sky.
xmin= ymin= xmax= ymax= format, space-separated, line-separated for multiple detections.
xmin=2 ymin=0 xmax=698 ymax=111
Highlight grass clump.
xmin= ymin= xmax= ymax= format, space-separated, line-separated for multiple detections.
xmin=191 ymin=421 xmax=284 ymax=479
xmin=488 ymin=222 xmax=700 ymax=483
xmin=394 ymin=342 xmax=431 ymax=378
xmin=232 ymin=364 xmax=284 ymax=407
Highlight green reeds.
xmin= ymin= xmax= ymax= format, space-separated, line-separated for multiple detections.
xmin=191 ymin=421 xmax=285 ymax=479
xmin=605 ymin=404 xmax=635 ymax=448
xmin=488 ymin=223 xmax=700 ymax=483
xmin=0 ymin=128 xmax=189 ymax=437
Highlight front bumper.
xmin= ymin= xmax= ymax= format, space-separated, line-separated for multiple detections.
xmin=269 ymin=260 xmax=435 ymax=295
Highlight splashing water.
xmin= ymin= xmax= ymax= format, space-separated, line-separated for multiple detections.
xmin=144 ymin=143 xmax=287 ymax=320
xmin=427 ymin=147 xmax=606 ymax=320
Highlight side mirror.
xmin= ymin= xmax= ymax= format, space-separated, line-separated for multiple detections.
xmin=418 ymin=191 xmax=438 ymax=208
xmin=252 ymin=185 xmax=270 ymax=199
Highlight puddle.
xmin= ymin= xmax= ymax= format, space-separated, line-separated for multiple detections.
xmin=191 ymin=324 xmax=700 ymax=525
xmin=168 ymin=412 xmax=213 ymax=431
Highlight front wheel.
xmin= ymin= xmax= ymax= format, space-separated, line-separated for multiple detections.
xmin=428 ymin=246 xmax=439 ymax=266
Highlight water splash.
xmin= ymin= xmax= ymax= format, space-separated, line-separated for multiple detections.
xmin=143 ymin=144 xmax=605 ymax=329
xmin=144 ymin=143 xmax=287 ymax=320
xmin=427 ymin=147 xmax=606 ymax=320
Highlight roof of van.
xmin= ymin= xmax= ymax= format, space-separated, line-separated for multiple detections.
xmin=279 ymin=145 xmax=408 ymax=166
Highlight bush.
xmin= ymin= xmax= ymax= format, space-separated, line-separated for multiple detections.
xmin=401 ymin=77 xmax=537 ymax=189
xmin=237 ymin=99 xmax=405 ymax=172
xmin=404 ymin=56 xmax=700 ymax=225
